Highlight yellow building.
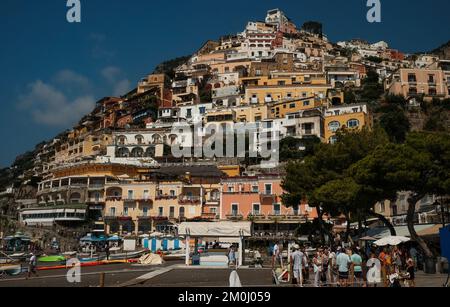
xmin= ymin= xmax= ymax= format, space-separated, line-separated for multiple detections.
xmin=324 ymin=103 xmax=372 ymax=143
xmin=245 ymin=84 xmax=332 ymax=105
xmin=234 ymin=105 xmax=269 ymax=122
xmin=269 ymin=97 xmax=323 ymax=119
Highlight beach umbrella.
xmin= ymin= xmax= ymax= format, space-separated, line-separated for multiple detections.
xmin=373 ymin=236 xmax=410 ymax=246
xmin=107 ymin=235 xmax=121 ymax=241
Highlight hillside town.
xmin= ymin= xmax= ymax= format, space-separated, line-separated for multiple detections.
xmin=1 ymin=9 xmax=449 ymax=287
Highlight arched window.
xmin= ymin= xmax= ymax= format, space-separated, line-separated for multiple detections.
xmin=131 ymin=147 xmax=144 ymax=158
xmin=70 ymin=192 xmax=81 ymax=203
xmin=145 ymin=146 xmax=156 ymax=158
xmin=169 ymin=134 xmax=178 ymax=145
xmin=328 ymin=121 xmax=341 ymax=132
xmin=152 ymin=134 xmax=162 ymax=144
xmin=135 ymin=135 xmax=144 ymax=145
xmin=117 ymin=147 xmax=130 ymax=158
xmin=117 ymin=135 xmax=127 ymax=145
xmin=347 ymin=119 xmax=360 ymax=129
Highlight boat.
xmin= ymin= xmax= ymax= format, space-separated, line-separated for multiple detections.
xmin=0 ymin=264 xmax=22 ymax=276
xmin=38 ymin=255 xmax=66 ymax=263
xmin=108 ymin=250 xmax=147 ymax=261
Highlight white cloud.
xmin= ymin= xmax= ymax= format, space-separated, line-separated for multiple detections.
xmin=101 ymin=66 xmax=132 ymax=96
xmin=53 ymin=69 xmax=91 ymax=92
xmin=18 ymin=80 xmax=95 ymax=127
xmin=113 ymin=79 xmax=131 ymax=96
xmin=101 ymin=66 xmax=122 ymax=83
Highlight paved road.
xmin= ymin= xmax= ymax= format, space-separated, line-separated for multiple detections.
xmin=0 ymin=262 xmax=181 ymax=287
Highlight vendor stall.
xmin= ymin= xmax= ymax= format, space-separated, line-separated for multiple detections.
xmin=178 ymin=222 xmax=252 ymax=267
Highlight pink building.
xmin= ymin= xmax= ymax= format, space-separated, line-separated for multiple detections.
xmin=221 ymin=175 xmax=318 ymax=235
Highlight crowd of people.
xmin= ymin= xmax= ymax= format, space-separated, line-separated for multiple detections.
xmin=271 ymin=242 xmax=419 ymax=287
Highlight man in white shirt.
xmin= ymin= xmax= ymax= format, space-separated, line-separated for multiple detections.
xmin=27 ymin=252 xmax=39 ymax=279
xmin=290 ymin=244 xmax=305 ymax=287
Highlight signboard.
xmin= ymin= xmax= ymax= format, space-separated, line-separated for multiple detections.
xmin=123 ymin=239 xmax=136 ymax=251
xmin=440 ymin=225 xmax=450 ymax=259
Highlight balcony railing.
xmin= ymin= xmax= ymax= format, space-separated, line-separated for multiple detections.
xmin=106 ymin=196 xmax=122 ymax=201
xmin=179 ymin=196 xmax=201 ymax=204
xmin=155 ymin=195 xmax=177 ymax=200
xmin=201 ymin=213 xmax=218 ymax=220
xmin=226 ymin=212 xmax=244 ymax=220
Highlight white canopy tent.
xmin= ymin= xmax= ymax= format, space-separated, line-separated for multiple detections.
xmin=178 ymin=222 xmax=252 ymax=266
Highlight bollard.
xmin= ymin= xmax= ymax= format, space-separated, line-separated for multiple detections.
xmin=99 ymin=272 xmax=106 ymax=287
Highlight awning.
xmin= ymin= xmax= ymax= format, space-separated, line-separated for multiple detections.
xmin=362 ymin=224 xmax=439 ymax=240
xmin=178 ymin=222 xmax=252 ymax=237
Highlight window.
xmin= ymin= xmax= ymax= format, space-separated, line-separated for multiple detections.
xmin=143 ymin=207 xmax=148 ymax=217
xmin=407 ymin=73 xmax=416 ymax=83
xmin=302 ymin=123 xmax=314 ymax=134
xmin=428 ymin=88 xmax=437 ymax=96
xmin=179 ymin=207 xmax=185 ymax=217
xmin=124 ymin=207 xmax=129 ymax=217
xmin=328 ymin=121 xmax=341 ymax=132
xmin=289 ymin=103 xmax=296 ymax=109
xmin=186 ymin=109 xmax=192 ymax=118
xmin=428 ymin=74 xmax=435 ymax=83
xmin=253 ymin=204 xmax=261 ymax=215
xmin=264 ymin=184 xmax=272 ymax=195
xmin=256 ymin=69 xmax=262 ymax=76
xmin=210 ymin=207 xmax=217 ymax=214
xmin=228 ymin=186 xmax=235 ymax=193
xmin=303 ymin=100 xmax=310 ymax=107
xmin=231 ymin=204 xmax=239 ymax=216
xmin=334 ymin=110 xmax=340 ymax=116
xmin=169 ymin=207 xmax=175 ymax=218
xmin=170 ymin=190 xmax=176 ymax=197
xmin=409 ymin=87 xmax=418 ymax=95
xmin=143 ymin=190 xmax=149 ymax=200
xmin=273 ymin=204 xmax=281 ymax=215
xmin=199 ymin=107 xmax=206 ymax=114
xmin=128 ymin=190 xmax=134 ymax=200
xmin=347 ymin=119 xmax=360 ymax=128
xmin=352 ymin=108 xmax=359 ymax=113
xmin=329 ymin=135 xmax=338 ymax=144
xmin=110 ymin=207 xmax=116 ymax=216
xmin=286 ymin=93 xmax=292 ymax=98
xmin=158 ymin=207 xmax=164 ymax=216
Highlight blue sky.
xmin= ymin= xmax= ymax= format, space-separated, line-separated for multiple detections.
xmin=0 ymin=0 xmax=449 ymax=167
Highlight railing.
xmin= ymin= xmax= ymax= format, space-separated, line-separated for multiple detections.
xmin=106 ymin=196 xmax=122 ymax=201
xmin=86 ymin=198 xmax=105 ymax=204
xmin=225 ymin=212 xmax=244 ymax=220
xmin=179 ymin=196 xmax=201 ymax=204
xmin=155 ymin=195 xmax=177 ymax=200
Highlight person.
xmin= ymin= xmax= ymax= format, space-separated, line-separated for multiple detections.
xmin=290 ymin=244 xmax=305 ymax=287
xmin=272 ymin=243 xmax=279 ymax=269
xmin=321 ymin=249 xmax=329 ymax=286
xmin=328 ymin=248 xmax=336 ymax=286
xmin=336 ymin=248 xmax=352 ymax=287
xmin=302 ymin=247 xmax=310 ymax=283
xmin=105 ymin=244 xmax=110 ymax=261
xmin=409 ymin=246 xmax=418 ymax=270
xmin=406 ymin=257 xmax=416 ymax=287
xmin=313 ymin=250 xmax=323 ymax=287
xmin=254 ymin=249 xmax=263 ymax=268
xmin=228 ymin=245 xmax=236 ymax=267
xmin=27 ymin=252 xmax=39 ymax=279
xmin=351 ymin=248 xmax=364 ymax=287
xmin=378 ymin=248 xmax=388 ymax=286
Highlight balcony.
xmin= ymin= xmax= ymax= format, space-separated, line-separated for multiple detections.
xmin=86 ymin=198 xmax=105 ymax=204
xmin=268 ymin=214 xmax=286 ymax=220
xmin=106 ymin=196 xmax=122 ymax=201
xmin=137 ymin=214 xmax=152 ymax=221
xmin=179 ymin=195 xmax=201 ymax=204
xmin=226 ymin=212 xmax=244 ymax=221
xmin=250 ymin=98 xmax=259 ymax=104
xmin=88 ymin=184 xmax=105 ymax=191
xmin=155 ymin=195 xmax=177 ymax=201
xmin=260 ymin=193 xmax=276 ymax=202
xmin=123 ymin=198 xmax=153 ymax=204
xmin=201 ymin=212 xmax=218 ymax=220
xmin=247 ymin=213 xmax=266 ymax=221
